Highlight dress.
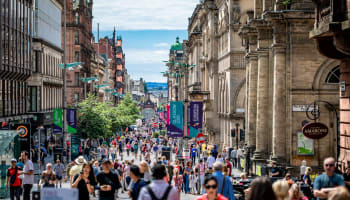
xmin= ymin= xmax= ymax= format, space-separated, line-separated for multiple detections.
xmin=189 ymin=174 xmax=197 ymax=189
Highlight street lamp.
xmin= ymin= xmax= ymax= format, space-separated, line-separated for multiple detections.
xmin=58 ymin=61 xmax=84 ymax=163
xmin=80 ymin=76 xmax=99 ymax=98
xmin=235 ymin=123 xmax=240 ymax=149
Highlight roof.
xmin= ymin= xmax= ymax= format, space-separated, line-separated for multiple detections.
xmin=170 ymin=37 xmax=182 ymax=51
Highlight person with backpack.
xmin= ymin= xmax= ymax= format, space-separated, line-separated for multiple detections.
xmin=6 ymin=158 xmax=22 ymax=200
xmin=138 ymin=164 xmax=179 ymax=200
xmin=212 ymin=162 xmax=235 ymax=200
xmin=129 ymin=165 xmax=148 ymax=200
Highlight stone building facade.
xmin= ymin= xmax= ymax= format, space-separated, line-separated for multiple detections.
xmin=310 ymin=0 xmax=350 ymax=169
xmin=240 ymin=0 xmax=339 ymax=173
xmin=186 ymin=0 xmax=251 ymax=149
xmin=64 ymin=0 xmax=93 ymax=106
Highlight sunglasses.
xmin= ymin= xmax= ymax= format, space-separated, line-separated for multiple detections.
xmin=325 ymin=164 xmax=334 ymax=167
xmin=205 ymin=184 xmax=217 ymax=189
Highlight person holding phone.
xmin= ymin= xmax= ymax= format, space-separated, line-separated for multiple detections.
xmin=97 ymin=159 xmax=121 ymax=200
xmin=71 ymin=163 xmax=96 ymax=200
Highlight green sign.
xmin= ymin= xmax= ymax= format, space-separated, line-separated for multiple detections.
xmin=297 ymin=131 xmax=314 ymax=155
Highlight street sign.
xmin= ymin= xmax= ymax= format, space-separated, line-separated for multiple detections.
xmin=196 ymin=133 xmax=205 ymax=145
xmin=302 ymin=122 xmax=328 ymax=139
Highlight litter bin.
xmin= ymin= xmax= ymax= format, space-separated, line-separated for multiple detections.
xmin=161 ymin=146 xmax=171 ymax=160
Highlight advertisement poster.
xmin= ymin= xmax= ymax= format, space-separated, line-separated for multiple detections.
xmin=167 ymin=101 xmax=183 ymax=137
xmin=297 ymin=131 xmax=314 ymax=155
xmin=189 ymin=102 xmax=203 ymax=138
xmin=53 ymin=108 xmax=62 ymax=133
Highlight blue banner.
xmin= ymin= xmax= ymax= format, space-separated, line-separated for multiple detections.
xmin=67 ymin=109 xmax=77 ymax=133
xmin=167 ymin=101 xmax=183 ymax=137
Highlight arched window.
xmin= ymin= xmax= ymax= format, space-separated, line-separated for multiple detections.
xmin=325 ymin=65 xmax=340 ymax=84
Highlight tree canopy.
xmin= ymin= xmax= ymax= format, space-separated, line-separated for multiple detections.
xmin=77 ymin=94 xmax=141 ymax=139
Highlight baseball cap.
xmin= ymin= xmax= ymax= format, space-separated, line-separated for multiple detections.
xmin=11 ymin=158 xmax=17 ymax=162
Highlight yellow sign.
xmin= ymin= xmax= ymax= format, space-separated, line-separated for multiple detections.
xmin=241 ymin=158 xmax=245 ymax=169
xmin=16 ymin=125 xmax=28 ymax=138
xmin=256 ymin=165 xmax=262 ymax=176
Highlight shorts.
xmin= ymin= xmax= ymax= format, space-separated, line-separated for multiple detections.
xmin=56 ymin=175 xmax=62 ymax=180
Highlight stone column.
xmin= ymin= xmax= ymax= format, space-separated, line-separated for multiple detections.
xmin=247 ymin=54 xmax=258 ymax=148
xmin=255 ymin=49 xmax=269 ymax=158
xmin=272 ymin=45 xmax=286 ymax=159
xmin=272 ymin=20 xmax=287 ymax=160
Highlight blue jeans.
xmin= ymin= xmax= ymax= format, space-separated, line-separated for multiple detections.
xmin=184 ymin=174 xmax=190 ymax=193
xmin=126 ymin=176 xmax=131 ymax=186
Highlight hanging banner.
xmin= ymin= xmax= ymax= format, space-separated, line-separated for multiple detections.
xmin=67 ymin=109 xmax=77 ymax=133
xmin=166 ymin=105 xmax=170 ymax=125
xmin=159 ymin=112 xmax=164 ymax=120
xmin=189 ymin=102 xmax=203 ymax=138
xmin=167 ymin=101 xmax=183 ymax=137
xmin=53 ymin=108 xmax=63 ymax=133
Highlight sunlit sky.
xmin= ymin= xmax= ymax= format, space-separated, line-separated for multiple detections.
xmin=92 ymin=0 xmax=199 ymax=82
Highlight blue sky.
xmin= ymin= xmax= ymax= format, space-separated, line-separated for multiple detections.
xmin=92 ymin=0 xmax=199 ymax=82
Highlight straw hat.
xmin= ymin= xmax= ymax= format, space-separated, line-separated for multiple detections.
xmin=75 ymin=156 xmax=86 ymax=165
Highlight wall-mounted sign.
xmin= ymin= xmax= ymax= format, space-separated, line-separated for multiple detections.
xmin=340 ymin=81 xmax=346 ymax=92
xmin=16 ymin=125 xmax=28 ymax=138
xmin=292 ymin=105 xmax=318 ymax=112
xmin=302 ymin=122 xmax=328 ymax=139
xmin=297 ymin=131 xmax=314 ymax=155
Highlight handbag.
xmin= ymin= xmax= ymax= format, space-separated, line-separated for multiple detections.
xmin=9 ymin=167 xmax=18 ymax=185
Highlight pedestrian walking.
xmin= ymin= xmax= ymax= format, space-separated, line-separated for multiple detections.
xmin=53 ymin=159 xmax=65 ymax=188
xmin=71 ymin=163 xmax=96 ymax=200
xmin=129 ymin=165 xmax=148 ymax=200
xmin=196 ymin=176 xmax=228 ymax=200
xmin=246 ymin=177 xmax=277 ymax=200
xmin=313 ymin=157 xmax=345 ymax=200
xmin=39 ymin=163 xmax=56 ymax=188
xmin=230 ymin=148 xmax=237 ymax=167
xmin=70 ymin=156 xmax=86 ymax=183
xmin=212 ymin=162 xmax=236 ymax=200
xmin=6 ymin=158 xmax=21 ymax=200
xmin=96 ymin=159 xmax=121 ymax=200
xmin=138 ymin=164 xmax=179 ymax=200
xmin=172 ymin=168 xmax=183 ymax=193
xmin=18 ymin=151 xmax=34 ymax=200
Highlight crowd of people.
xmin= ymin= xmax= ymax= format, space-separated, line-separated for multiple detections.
xmin=5 ymin=130 xmax=350 ymax=200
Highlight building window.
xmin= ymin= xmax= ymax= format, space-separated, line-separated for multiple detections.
xmin=75 ymin=72 xmax=80 ymax=86
xmin=75 ymin=13 xmax=79 ymax=24
xmin=75 ymin=52 xmax=79 ymax=62
xmin=325 ymin=65 xmax=340 ymax=84
xmin=75 ymin=31 xmax=79 ymax=45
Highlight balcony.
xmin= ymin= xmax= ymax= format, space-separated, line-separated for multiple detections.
xmin=310 ymin=0 xmax=350 ymax=59
xmin=188 ymin=82 xmax=209 ymax=101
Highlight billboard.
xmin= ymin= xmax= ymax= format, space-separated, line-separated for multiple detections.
xmin=167 ymin=101 xmax=183 ymax=137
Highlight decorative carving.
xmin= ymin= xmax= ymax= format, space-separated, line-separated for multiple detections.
xmin=231 ymin=6 xmax=241 ymax=24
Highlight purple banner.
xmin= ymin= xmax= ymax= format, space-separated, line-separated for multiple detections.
xmin=189 ymin=102 xmax=203 ymax=138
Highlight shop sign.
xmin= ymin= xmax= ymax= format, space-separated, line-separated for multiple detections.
xmin=292 ymin=104 xmax=318 ymax=112
xmin=297 ymin=131 xmax=314 ymax=155
xmin=302 ymin=122 xmax=328 ymax=139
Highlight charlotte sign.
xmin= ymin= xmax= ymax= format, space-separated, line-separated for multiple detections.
xmin=302 ymin=122 xmax=328 ymax=139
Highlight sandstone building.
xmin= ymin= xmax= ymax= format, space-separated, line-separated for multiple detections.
xmin=182 ymin=0 xmax=341 ymax=173
xmin=64 ymin=0 xmax=93 ymax=106
xmin=311 ymin=0 xmax=350 ymax=169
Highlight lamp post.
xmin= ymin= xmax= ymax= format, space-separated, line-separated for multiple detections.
xmin=235 ymin=123 xmax=240 ymax=149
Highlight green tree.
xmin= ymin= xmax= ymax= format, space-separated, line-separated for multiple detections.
xmin=77 ymin=95 xmax=110 ymax=139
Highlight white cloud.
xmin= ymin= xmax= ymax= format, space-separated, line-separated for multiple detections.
xmin=124 ymin=49 xmax=169 ymax=64
xmin=93 ymin=0 xmax=199 ymax=30
xmin=153 ymin=42 xmax=170 ymax=47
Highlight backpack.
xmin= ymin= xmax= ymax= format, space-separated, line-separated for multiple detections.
xmin=146 ymin=185 xmax=172 ymax=200
xmin=131 ymin=179 xmax=148 ymax=200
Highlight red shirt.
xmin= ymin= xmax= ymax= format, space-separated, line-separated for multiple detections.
xmin=226 ymin=162 xmax=232 ymax=176
xmin=196 ymin=194 xmax=228 ymax=200
xmin=7 ymin=167 xmax=21 ymax=187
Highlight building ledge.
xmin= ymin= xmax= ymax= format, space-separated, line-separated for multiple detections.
xmin=310 ymin=22 xmax=342 ymax=39
xmin=0 ymin=114 xmax=34 ymax=123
